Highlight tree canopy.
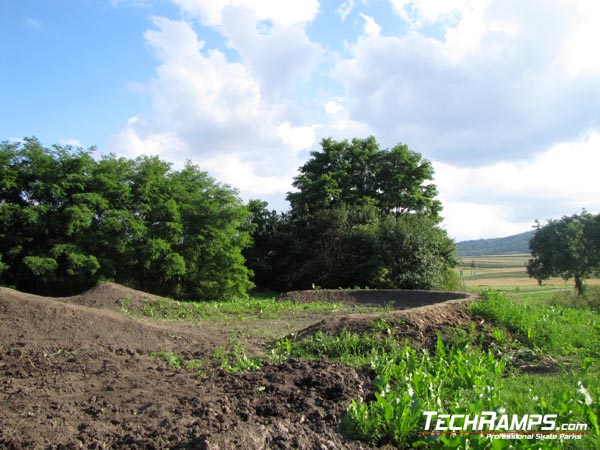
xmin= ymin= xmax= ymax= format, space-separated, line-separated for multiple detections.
xmin=2 ymin=135 xmax=458 ymax=298
xmin=527 ymin=210 xmax=600 ymax=294
xmin=287 ymin=136 xmax=442 ymax=220
xmin=0 ymin=137 xmax=253 ymax=299
xmin=246 ymin=137 xmax=457 ymax=292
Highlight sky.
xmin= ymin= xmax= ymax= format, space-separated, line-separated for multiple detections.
xmin=2 ymin=0 xmax=600 ymax=242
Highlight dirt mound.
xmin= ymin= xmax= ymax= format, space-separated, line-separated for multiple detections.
xmin=60 ymin=282 xmax=164 ymax=311
xmin=0 ymin=348 xmax=373 ymax=449
xmin=0 ymin=285 xmax=216 ymax=355
xmin=295 ymin=294 xmax=476 ymax=350
xmin=1 ymin=284 xmax=476 ymax=449
xmin=281 ymin=289 xmax=471 ymax=308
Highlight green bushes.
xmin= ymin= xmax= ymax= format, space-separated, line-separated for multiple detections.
xmin=0 ymin=138 xmax=253 ymax=299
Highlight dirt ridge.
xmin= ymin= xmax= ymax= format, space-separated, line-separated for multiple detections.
xmin=1 ymin=283 xmax=475 ymax=449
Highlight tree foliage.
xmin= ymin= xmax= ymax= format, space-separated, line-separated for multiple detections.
xmin=527 ymin=211 xmax=600 ymax=294
xmin=288 ymin=136 xmax=442 ymax=220
xmin=246 ymin=137 xmax=456 ymax=292
xmin=0 ymin=137 xmax=253 ymax=299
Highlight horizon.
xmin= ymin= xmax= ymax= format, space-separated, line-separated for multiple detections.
xmin=3 ymin=0 xmax=600 ymax=241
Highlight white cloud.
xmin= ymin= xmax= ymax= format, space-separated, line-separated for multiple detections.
xmin=277 ymin=122 xmax=316 ymax=152
xmin=140 ymin=17 xmax=268 ymax=150
xmin=110 ymin=16 xmax=315 ymax=202
xmin=389 ymin=0 xmax=475 ymax=26
xmin=333 ymin=1 xmax=600 ymax=164
xmin=324 ymin=99 xmax=343 ymax=115
xmin=110 ymin=0 xmax=152 ymax=7
xmin=59 ymin=138 xmax=83 ymax=147
xmin=435 ymin=131 xmax=600 ymax=240
xmin=110 ymin=116 xmax=190 ymax=160
xmin=336 ymin=0 xmax=355 ymax=21
xmin=359 ymin=13 xmax=380 ymax=37
xmin=440 ymin=201 xmax=532 ymax=242
xmin=108 ymin=0 xmax=600 ymax=232
xmin=199 ymin=153 xmax=294 ymax=196
xmin=172 ymin=0 xmax=320 ymax=26
xmin=560 ymin=0 xmax=600 ymax=76
xmin=219 ymin=5 xmax=323 ymax=96
xmin=314 ymin=97 xmax=373 ymax=142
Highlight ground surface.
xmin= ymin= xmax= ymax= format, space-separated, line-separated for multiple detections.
xmin=0 ymin=284 xmax=473 ymax=449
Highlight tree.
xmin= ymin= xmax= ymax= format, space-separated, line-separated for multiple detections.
xmin=249 ymin=136 xmax=456 ymax=292
xmin=287 ymin=136 xmax=441 ymax=220
xmin=527 ymin=211 xmax=600 ymax=295
xmin=0 ymin=138 xmax=253 ymax=299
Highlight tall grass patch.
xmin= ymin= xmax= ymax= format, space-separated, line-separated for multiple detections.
xmin=469 ymin=290 xmax=600 ymax=358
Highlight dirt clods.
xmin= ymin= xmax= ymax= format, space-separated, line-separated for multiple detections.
xmin=1 ymin=284 xmax=473 ymax=449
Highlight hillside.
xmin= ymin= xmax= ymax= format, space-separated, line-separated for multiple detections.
xmin=456 ymin=230 xmax=534 ymax=257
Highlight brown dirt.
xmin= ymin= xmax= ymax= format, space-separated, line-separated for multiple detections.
xmin=0 ymin=284 xmax=474 ymax=449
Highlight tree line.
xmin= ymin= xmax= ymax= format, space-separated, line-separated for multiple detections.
xmin=0 ymin=136 xmax=456 ymax=299
xmin=0 ymin=138 xmax=252 ymax=299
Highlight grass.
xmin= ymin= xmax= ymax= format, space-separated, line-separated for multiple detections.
xmin=147 ymin=351 xmax=205 ymax=375
xmin=469 ymin=289 xmax=600 ymax=358
xmin=120 ymin=295 xmax=387 ymax=322
xmin=270 ymin=289 xmax=600 ymax=449
xmin=126 ymin=265 xmax=600 ymax=449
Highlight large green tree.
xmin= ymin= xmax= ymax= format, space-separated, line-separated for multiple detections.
xmin=288 ymin=136 xmax=442 ymax=220
xmin=527 ymin=211 xmax=600 ymax=294
xmin=247 ymin=136 xmax=456 ymax=292
xmin=0 ymin=138 xmax=253 ymax=299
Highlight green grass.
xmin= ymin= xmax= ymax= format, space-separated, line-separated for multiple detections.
xmin=270 ymin=290 xmax=600 ymax=449
xmin=469 ymin=290 xmax=600 ymax=358
xmin=120 ymin=295 xmax=386 ymax=322
xmin=147 ymin=351 xmax=205 ymax=376
xmin=212 ymin=337 xmax=262 ymax=373
xmin=135 ymin=284 xmax=599 ymax=449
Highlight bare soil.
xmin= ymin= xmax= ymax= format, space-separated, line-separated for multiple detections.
xmin=0 ymin=284 xmax=473 ymax=449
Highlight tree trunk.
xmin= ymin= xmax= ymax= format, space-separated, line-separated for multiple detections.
xmin=574 ymin=275 xmax=584 ymax=295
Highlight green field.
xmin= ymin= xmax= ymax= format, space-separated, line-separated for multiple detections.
xmin=456 ymin=253 xmax=599 ymax=294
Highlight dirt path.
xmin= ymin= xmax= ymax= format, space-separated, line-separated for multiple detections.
xmin=0 ymin=284 xmax=472 ymax=449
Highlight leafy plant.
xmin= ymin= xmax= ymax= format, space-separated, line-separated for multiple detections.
xmin=217 ymin=338 xmax=262 ymax=373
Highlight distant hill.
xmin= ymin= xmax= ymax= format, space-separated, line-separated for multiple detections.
xmin=456 ymin=230 xmax=535 ymax=257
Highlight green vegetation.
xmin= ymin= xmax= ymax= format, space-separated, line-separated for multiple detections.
xmin=268 ymin=290 xmax=599 ymax=449
xmin=1 ymin=136 xmax=458 ymax=298
xmin=148 ymin=351 xmax=204 ymax=372
xmin=246 ymin=136 xmax=457 ymax=292
xmin=119 ymin=295 xmax=385 ymax=322
xmin=148 ymin=341 xmax=261 ymax=375
xmin=214 ymin=338 xmax=262 ymax=373
xmin=0 ymin=138 xmax=252 ymax=299
xmin=528 ymin=211 xmax=600 ymax=294
xmin=469 ymin=290 xmax=600 ymax=358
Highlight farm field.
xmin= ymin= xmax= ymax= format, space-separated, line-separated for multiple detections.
xmin=1 ymin=283 xmax=598 ymax=449
xmin=457 ymin=253 xmax=600 ymax=294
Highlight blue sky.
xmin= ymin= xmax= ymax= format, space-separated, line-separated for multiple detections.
xmin=2 ymin=0 xmax=600 ymax=241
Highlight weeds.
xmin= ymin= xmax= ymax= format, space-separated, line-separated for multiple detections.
xmin=214 ymin=338 xmax=262 ymax=373
xmin=268 ymin=290 xmax=599 ymax=449
xmin=147 ymin=351 xmax=204 ymax=374
xmin=148 ymin=351 xmax=183 ymax=369
xmin=469 ymin=290 xmax=600 ymax=358
xmin=122 ymin=296 xmax=381 ymax=322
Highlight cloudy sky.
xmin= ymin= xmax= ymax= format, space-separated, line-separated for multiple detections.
xmin=2 ymin=0 xmax=600 ymax=241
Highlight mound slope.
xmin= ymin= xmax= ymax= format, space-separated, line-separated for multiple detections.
xmin=1 ymin=283 xmax=474 ymax=449
xmin=0 ymin=284 xmax=214 ymax=354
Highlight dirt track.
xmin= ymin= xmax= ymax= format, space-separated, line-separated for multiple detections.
xmin=0 ymin=284 xmax=473 ymax=449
